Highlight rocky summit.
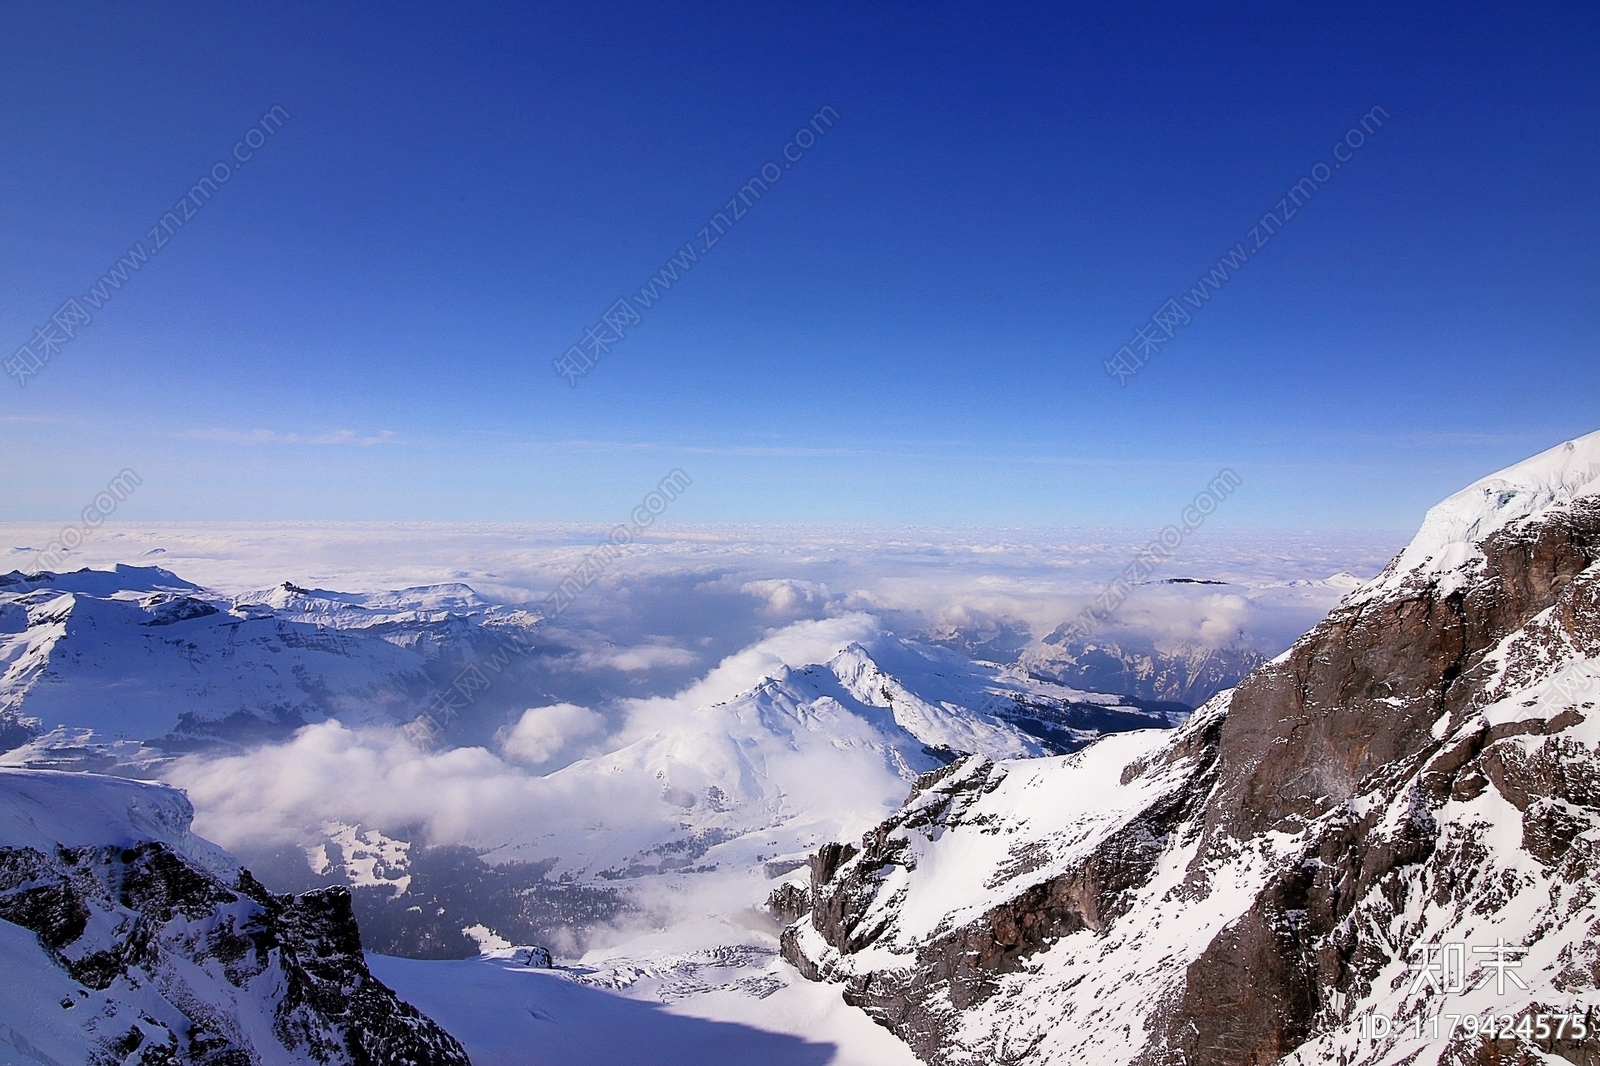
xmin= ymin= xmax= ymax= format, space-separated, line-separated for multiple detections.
xmin=778 ymin=433 xmax=1600 ymax=1065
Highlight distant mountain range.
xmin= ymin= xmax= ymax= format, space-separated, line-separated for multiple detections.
xmin=1 ymin=564 xmax=1191 ymax=960
xmin=924 ymin=574 xmax=1364 ymax=708
xmin=0 ymin=566 xmax=531 ymax=748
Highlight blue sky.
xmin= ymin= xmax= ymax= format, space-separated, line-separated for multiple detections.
xmin=2 ymin=1 xmax=1596 ymax=530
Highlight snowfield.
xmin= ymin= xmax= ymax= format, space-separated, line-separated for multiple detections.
xmin=368 ymin=928 xmax=921 ymax=1066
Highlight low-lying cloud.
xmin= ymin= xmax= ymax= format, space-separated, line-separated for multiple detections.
xmin=498 ymin=703 xmax=606 ymax=765
xmin=169 ymin=718 xmax=667 ymax=855
xmin=167 ymin=612 xmax=894 ymax=866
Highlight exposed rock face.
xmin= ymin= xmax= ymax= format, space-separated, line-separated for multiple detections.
xmin=0 ymin=770 xmax=470 ymax=1066
xmin=766 ymin=881 xmax=813 ymax=926
xmin=782 ymin=434 xmax=1600 ymax=1066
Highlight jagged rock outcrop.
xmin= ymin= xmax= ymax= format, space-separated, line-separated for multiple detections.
xmin=0 ymin=768 xmax=470 ymax=1066
xmin=782 ymin=433 xmax=1600 ymax=1065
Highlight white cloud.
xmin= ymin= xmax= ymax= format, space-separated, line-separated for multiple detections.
xmin=740 ymin=578 xmax=835 ymax=619
xmin=575 ymin=640 xmax=699 ymax=673
xmin=499 ymin=703 xmax=606 ymax=765
xmin=166 ymin=720 xmax=668 ymax=854
xmin=0 ymin=521 xmax=1404 ymax=620
xmin=185 ymin=428 xmax=398 ymax=446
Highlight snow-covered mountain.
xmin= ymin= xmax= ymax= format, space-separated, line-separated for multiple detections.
xmin=915 ymin=570 xmax=1366 ymax=709
xmin=1021 ymin=632 xmax=1265 ymax=706
xmin=0 ymin=561 xmax=1186 ymax=960
xmin=1014 ymin=574 xmax=1367 ymax=706
xmin=0 ymin=767 xmax=468 ymax=1065
xmin=0 ymin=565 xmax=538 ymax=749
xmin=219 ymin=635 xmax=1185 ymax=959
xmin=779 ymin=432 xmax=1600 ymax=1065
xmin=523 ymin=639 xmax=1182 ymax=877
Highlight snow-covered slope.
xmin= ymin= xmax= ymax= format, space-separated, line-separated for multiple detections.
xmin=0 ymin=565 xmax=534 ymax=746
xmin=0 ymin=768 xmax=469 ymax=1066
xmin=509 ymin=637 xmax=1180 ymax=886
xmin=781 ymin=432 xmax=1600 ymax=1065
xmin=1368 ymin=431 xmax=1600 ymax=598
xmin=0 ymin=765 xmax=235 ymax=875
xmin=368 ymin=926 xmax=923 ymax=1066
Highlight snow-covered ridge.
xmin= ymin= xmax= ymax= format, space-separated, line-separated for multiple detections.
xmin=234 ymin=580 xmax=489 ymax=625
xmin=780 ymin=432 xmax=1600 ymax=1066
xmin=0 ymin=767 xmax=236 ymax=876
xmin=0 ymin=565 xmax=530 ymax=744
xmin=1366 ymin=430 xmax=1600 ymax=597
xmin=0 ymin=563 xmax=202 ymax=598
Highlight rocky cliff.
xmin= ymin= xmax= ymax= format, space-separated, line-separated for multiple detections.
xmin=0 ymin=768 xmax=470 ymax=1066
xmin=780 ymin=433 xmax=1600 ymax=1065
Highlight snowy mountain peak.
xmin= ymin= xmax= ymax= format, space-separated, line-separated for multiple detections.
xmin=235 ymin=579 xmax=487 ymax=617
xmin=1369 ymin=429 xmax=1600 ymax=597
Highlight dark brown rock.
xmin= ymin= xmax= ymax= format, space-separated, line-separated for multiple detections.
xmin=0 ymin=840 xmax=470 ymax=1066
xmin=767 ymin=881 xmax=812 ymax=924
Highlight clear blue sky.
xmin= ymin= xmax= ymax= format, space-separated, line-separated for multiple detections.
xmin=2 ymin=1 xmax=1596 ymax=530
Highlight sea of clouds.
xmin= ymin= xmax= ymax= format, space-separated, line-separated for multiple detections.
xmin=3 ymin=521 xmax=1408 ymax=905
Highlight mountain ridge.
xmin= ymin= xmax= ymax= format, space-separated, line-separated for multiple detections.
xmin=778 ymin=431 xmax=1600 ymax=1065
